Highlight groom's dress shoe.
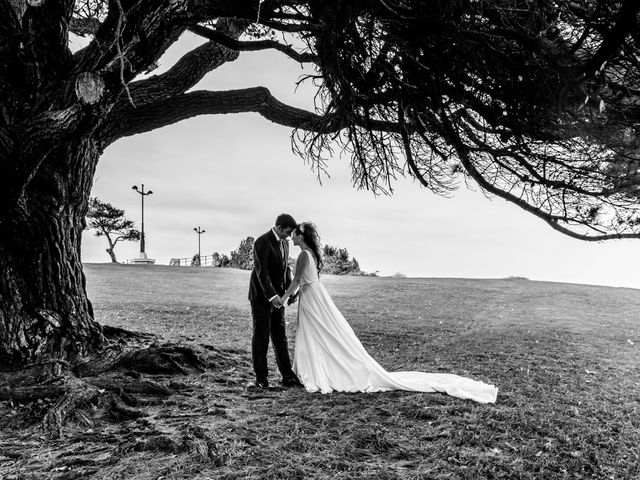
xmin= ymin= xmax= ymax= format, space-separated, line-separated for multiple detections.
xmin=281 ymin=378 xmax=303 ymax=388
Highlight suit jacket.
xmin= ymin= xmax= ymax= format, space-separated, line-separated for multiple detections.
xmin=248 ymin=230 xmax=292 ymax=304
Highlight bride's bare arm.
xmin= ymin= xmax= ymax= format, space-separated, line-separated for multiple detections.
xmin=281 ymin=252 xmax=309 ymax=304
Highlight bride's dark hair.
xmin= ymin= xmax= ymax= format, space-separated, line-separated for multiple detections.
xmin=295 ymin=222 xmax=323 ymax=273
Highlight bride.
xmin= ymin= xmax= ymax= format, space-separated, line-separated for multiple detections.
xmin=280 ymin=222 xmax=498 ymax=404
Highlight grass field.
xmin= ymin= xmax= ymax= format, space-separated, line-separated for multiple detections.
xmin=1 ymin=264 xmax=639 ymax=479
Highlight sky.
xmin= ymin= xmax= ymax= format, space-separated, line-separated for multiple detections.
xmin=80 ymin=33 xmax=640 ymax=290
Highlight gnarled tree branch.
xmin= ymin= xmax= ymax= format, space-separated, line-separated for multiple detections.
xmin=101 ymin=87 xmax=326 ymax=145
xmin=189 ymin=24 xmax=319 ymax=63
xmin=100 ymin=86 xmax=401 ymax=146
xmin=113 ymin=20 xmax=247 ymax=111
xmin=440 ymin=113 xmax=640 ymax=241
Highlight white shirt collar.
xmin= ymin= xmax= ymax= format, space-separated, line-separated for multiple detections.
xmin=272 ymin=228 xmax=282 ymax=242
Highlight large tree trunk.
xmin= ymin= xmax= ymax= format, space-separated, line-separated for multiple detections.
xmin=0 ymin=134 xmax=210 ymax=434
xmin=0 ymin=137 xmax=104 ymax=368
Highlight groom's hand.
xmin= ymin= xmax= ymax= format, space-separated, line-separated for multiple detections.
xmin=271 ymin=297 xmax=284 ymax=308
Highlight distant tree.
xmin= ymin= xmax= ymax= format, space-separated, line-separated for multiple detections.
xmin=351 ymin=257 xmax=360 ymax=273
xmin=211 ymin=252 xmax=231 ymax=267
xmin=85 ymin=198 xmax=140 ymax=263
xmin=219 ymin=254 xmax=231 ymax=267
xmin=214 ymin=236 xmax=254 ymax=270
xmin=322 ymin=245 xmax=363 ymax=275
xmin=229 ymin=237 xmax=255 ymax=270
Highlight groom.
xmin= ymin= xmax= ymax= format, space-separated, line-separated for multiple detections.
xmin=248 ymin=213 xmax=302 ymax=389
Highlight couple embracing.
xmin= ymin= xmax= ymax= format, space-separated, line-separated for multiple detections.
xmin=248 ymin=213 xmax=498 ymax=404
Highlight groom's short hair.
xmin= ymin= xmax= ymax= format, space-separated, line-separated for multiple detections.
xmin=275 ymin=213 xmax=297 ymax=229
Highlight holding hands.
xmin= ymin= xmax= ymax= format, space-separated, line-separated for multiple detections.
xmin=278 ymin=291 xmax=298 ymax=307
xmin=270 ymin=293 xmax=297 ymax=308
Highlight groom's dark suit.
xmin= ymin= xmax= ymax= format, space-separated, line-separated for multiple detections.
xmin=248 ymin=229 xmax=297 ymax=385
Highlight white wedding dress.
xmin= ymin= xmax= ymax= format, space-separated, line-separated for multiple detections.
xmin=292 ymin=250 xmax=498 ymax=404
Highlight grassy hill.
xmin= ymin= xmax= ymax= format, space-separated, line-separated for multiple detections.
xmin=85 ymin=263 xmax=640 ymax=359
xmin=2 ymin=264 xmax=638 ymax=479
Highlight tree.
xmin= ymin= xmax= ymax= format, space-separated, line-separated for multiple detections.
xmin=229 ymin=236 xmax=255 ymax=270
xmin=211 ymin=252 xmax=230 ymax=267
xmin=2 ymin=0 xmax=640 ymax=429
xmin=86 ymin=197 xmax=140 ymax=263
xmin=213 ymin=236 xmax=255 ymax=270
xmin=323 ymin=245 xmax=363 ymax=275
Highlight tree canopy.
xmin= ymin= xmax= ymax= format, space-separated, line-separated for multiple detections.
xmin=322 ymin=245 xmax=365 ymax=275
xmin=212 ymin=236 xmax=255 ymax=270
xmin=3 ymin=1 xmax=640 ymax=241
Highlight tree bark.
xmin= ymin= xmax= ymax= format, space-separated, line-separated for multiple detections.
xmin=0 ymin=137 xmax=104 ymax=368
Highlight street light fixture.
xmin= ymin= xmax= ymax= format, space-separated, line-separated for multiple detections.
xmin=132 ymin=184 xmax=153 ymax=256
xmin=194 ymin=226 xmax=205 ymax=265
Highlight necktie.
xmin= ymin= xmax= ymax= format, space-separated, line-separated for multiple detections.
xmin=279 ymin=239 xmax=286 ymax=261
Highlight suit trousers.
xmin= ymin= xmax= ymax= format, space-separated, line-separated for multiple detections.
xmin=250 ymin=301 xmax=296 ymax=383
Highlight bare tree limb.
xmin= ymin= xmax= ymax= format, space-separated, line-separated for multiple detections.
xmin=188 ymin=24 xmax=319 ymax=63
xmin=122 ymin=43 xmax=237 ymax=111
xmin=398 ymin=105 xmax=430 ymax=188
xmin=113 ymin=0 xmax=134 ymax=106
xmin=115 ymin=20 xmax=248 ymax=111
xmin=105 ymin=18 xmax=252 ymax=128
xmin=188 ymin=0 xmax=263 ymax=23
xmin=71 ymin=2 xmax=186 ymax=95
xmin=100 ymin=87 xmax=401 ymax=146
xmin=440 ymin=114 xmax=640 ymax=241
xmin=101 ymin=87 xmax=325 ymax=145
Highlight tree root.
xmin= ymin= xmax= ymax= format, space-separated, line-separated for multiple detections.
xmin=101 ymin=324 xmax=155 ymax=343
xmin=120 ymin=424 xmax=226 ymax=464
xmin=42 ymin=376 xmax=101 ymax=437
xmin=115 ymin=343 xmax=207 ymax=374
xmin=0 ymin=330 xmax=234 ymax=437
xmin=74 ymin=342 xmax=207 ymax=377
xmin=107 ymin=393 xmax=146 ymax=421
xmin=85 ymin=372 xmax=173 ymax=397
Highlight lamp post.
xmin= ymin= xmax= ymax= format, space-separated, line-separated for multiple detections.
xmin=132 ymin=184 xmax=153 ymax=256
xmin=194 ymin=226 xmax=205 ymax=265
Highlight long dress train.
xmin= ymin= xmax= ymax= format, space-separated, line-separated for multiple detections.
xmin=292 ymin=250 xmax=498 ymax=404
